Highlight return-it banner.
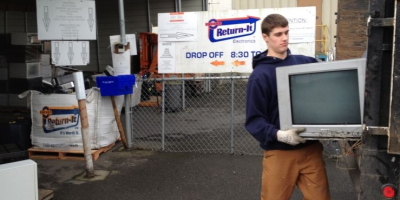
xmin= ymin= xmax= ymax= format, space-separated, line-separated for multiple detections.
xmin=158 ymin=7 xmax=316 ymax=73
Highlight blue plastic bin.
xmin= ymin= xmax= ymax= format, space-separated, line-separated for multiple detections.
xmin=96 ymin=75 xmax=135 ymax=96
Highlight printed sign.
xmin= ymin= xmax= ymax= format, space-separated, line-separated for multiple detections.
xmin=206 ymin=16 xmax=259 ymax=43
xmin=158 ymin=12 xmax=198 ymax=42
xmin=51 ymin=41 xmax=90 ymax=66
xmin=158 ymin=7 xmax=316 ymax=73
xmin=112 ymin=50 xmax=131 ymax=75
xmin=158 ymin=42 xmax=176 ymax=73
xmin=36 ymin=0 xmax=96 ymax=40
xmin=40 ymin=106 xmax=80 ymax=134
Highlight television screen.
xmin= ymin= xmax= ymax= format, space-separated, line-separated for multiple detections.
xmin=276 ymin=58 xmax=366 ymax=139
xmin=290 ymin=69 xmax=361 ymax=125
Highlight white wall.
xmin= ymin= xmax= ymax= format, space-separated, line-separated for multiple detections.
xmin=232 ymin=0 xmax=338 ymax=59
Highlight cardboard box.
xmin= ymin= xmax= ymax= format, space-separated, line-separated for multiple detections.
xmin=41 ymin=64 xmax=52 ymax=78
xmin=11 ymin=33 xmax=41 ymax=45
xmin=41 ymin=41 xmax=51 ymax=53
xmin=43 ymin=77 xmax=52 ymax=83
xmin=0 ymin=94 xmax=8 ymax=106
xmin=9 ymin=62 xmax=41 ymax=79
xmin=0 ymin=68 xmax=7 ymax=80
xmin=7 ymin=46 xmax=41 ymax=63
xmin=0 ymin=55 xmax=7 ymax=68
xmin=8 ymin=94 xmax=30 ymax=108
xmin=0 ymin=80 xmax=7 ymax=93
xmin=40 ymin=54 xmax=50 ymax=65
xmin=8 ymin=77 xmax=43 ymax=94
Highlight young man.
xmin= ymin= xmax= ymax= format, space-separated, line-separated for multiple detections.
xmin=245 ymin=14 xmax=331 ymax=200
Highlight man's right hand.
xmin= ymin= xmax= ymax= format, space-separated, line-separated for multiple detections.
xmin=277 ymin=128 xmax=306 ymax=146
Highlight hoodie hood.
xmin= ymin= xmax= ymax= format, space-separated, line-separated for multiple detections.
xmin=252 ymin=49 xmax=292 ymax=69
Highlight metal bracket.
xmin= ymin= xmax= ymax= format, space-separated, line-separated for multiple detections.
xmin=367 ymin=18 xmax=394 ymax=36
xmin=365 ymin=126 xmax=389 ymax=135
xmin=368 ymin=18 xmax=394 ymax=27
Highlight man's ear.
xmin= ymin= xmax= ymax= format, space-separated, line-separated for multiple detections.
xmin=262 ymin=33 xmax=268 ymax=43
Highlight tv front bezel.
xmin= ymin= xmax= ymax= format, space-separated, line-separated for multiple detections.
xmin=276 ymin=58 xmax=366 ymax=139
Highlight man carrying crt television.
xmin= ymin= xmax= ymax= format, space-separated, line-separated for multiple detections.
xmin=245 ymin=13 xmax=331 ymax=200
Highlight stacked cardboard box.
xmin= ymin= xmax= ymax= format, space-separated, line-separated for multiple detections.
xmin=0 ymin=56 xmax=8 ymax=107
xmin=40 ymin=54 xmax=52 ymax=83
xmin=6 ymin=33 xmax=43 ymax=109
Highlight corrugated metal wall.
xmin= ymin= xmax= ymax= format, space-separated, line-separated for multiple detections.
xmin=7 ymin=11 xmax=26 ymax=33
xmin=89 ymin=0 xmax=205 ymax=71
xmin=149 ymin=0 xmax=175 ymax=27
xmin=0 ymin=0 xmax=204 ymax=72
xmin=0 ymin=11 xmax=4 ymax=33
xmin=96 ymin=0 xmax=149 ymax=72
xmin=182 ymin=0 xmax=205 ymax=12
xmin=0 ymin=9 xmax=98 ymax=71
xmin=232 ymin=0 xmax=297 ymax=9
xmin=0 ymin=11 xmax=37 ymax=33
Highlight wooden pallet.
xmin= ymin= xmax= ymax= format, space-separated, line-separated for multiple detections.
xmin=28 ymin=143 xmax=115 ymax=161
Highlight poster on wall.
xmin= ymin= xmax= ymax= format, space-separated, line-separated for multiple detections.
xmin=36 ymin=0 xmax=96 ymax=40
xmin=158 ymin=42 xmax=176 ymax=73
xmin=51 ymin=41 xmax=90 ymax=66
xmin=157 ymin=7 xmax=316 ymax=73
xmin=158 ymin=12 xmax=198 ymax=42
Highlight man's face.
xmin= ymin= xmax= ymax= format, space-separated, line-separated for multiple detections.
xmin=262 ymin=26 xmax=289 ymax=56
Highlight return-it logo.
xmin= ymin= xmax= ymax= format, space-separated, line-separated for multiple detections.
xmin=40 ymin=106 xmax=80 ymax=133
xmin=205 ymin=16 xmax=260 ymax=43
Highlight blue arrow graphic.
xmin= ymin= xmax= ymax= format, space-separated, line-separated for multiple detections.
xmin=217 ymin=16 xmax=259 ymax=26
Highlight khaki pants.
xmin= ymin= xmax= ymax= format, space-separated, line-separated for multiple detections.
xmin=261 ymin=142 xmax=330 ymax=200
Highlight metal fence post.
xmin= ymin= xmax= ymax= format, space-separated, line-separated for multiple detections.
xmin=230 ymin=74 xmax=235 ymax=154
xmin=118 ymin=0 xmax=133 ymax=149
xmin=162 ymin=74 xmax=165 ymax=151
xmin=182 ymin=73 xmax=186 ymax=110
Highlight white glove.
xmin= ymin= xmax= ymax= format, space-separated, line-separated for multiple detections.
xmin=277 ymin=128 xmax=306 ymax=146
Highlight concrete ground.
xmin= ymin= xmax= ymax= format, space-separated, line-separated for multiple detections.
xmin=35 ymin=142 xmax=357 ymax=200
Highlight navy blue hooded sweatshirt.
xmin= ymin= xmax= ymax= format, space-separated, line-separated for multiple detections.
xmin=245 ymin=49 xmax=318 ymax=150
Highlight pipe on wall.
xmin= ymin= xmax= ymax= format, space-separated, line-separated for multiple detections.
xmin=24 ymin=12 xmax=27 ymax=32
xmin=147 ymin=0 xmax=151 ymax=32
xmin=4 ymin=11 xmax=7 ymax=34
xmin=95 ymin=2 xmax=100 ymax=72
xmin=175 ymin=0 xmax=182 ymax=12
xmin=203 ymin=0 xmax=208 ymax=11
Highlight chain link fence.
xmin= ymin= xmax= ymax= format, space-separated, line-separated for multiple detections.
xmin=130 ymin=75 xmax=262 ymax=155
xmin=130 ymin=75 xmax=344 ymax=158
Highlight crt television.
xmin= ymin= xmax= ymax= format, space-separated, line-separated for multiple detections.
xmin=276 ymin=58 xmax=366 ymax=139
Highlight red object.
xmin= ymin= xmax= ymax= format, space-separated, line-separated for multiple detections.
xmin=381 ymin=184 xmax=397 ymax=199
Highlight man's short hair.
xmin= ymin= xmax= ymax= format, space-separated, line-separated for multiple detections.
xmin=261 ymin=14 xmax=288 ymax=36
